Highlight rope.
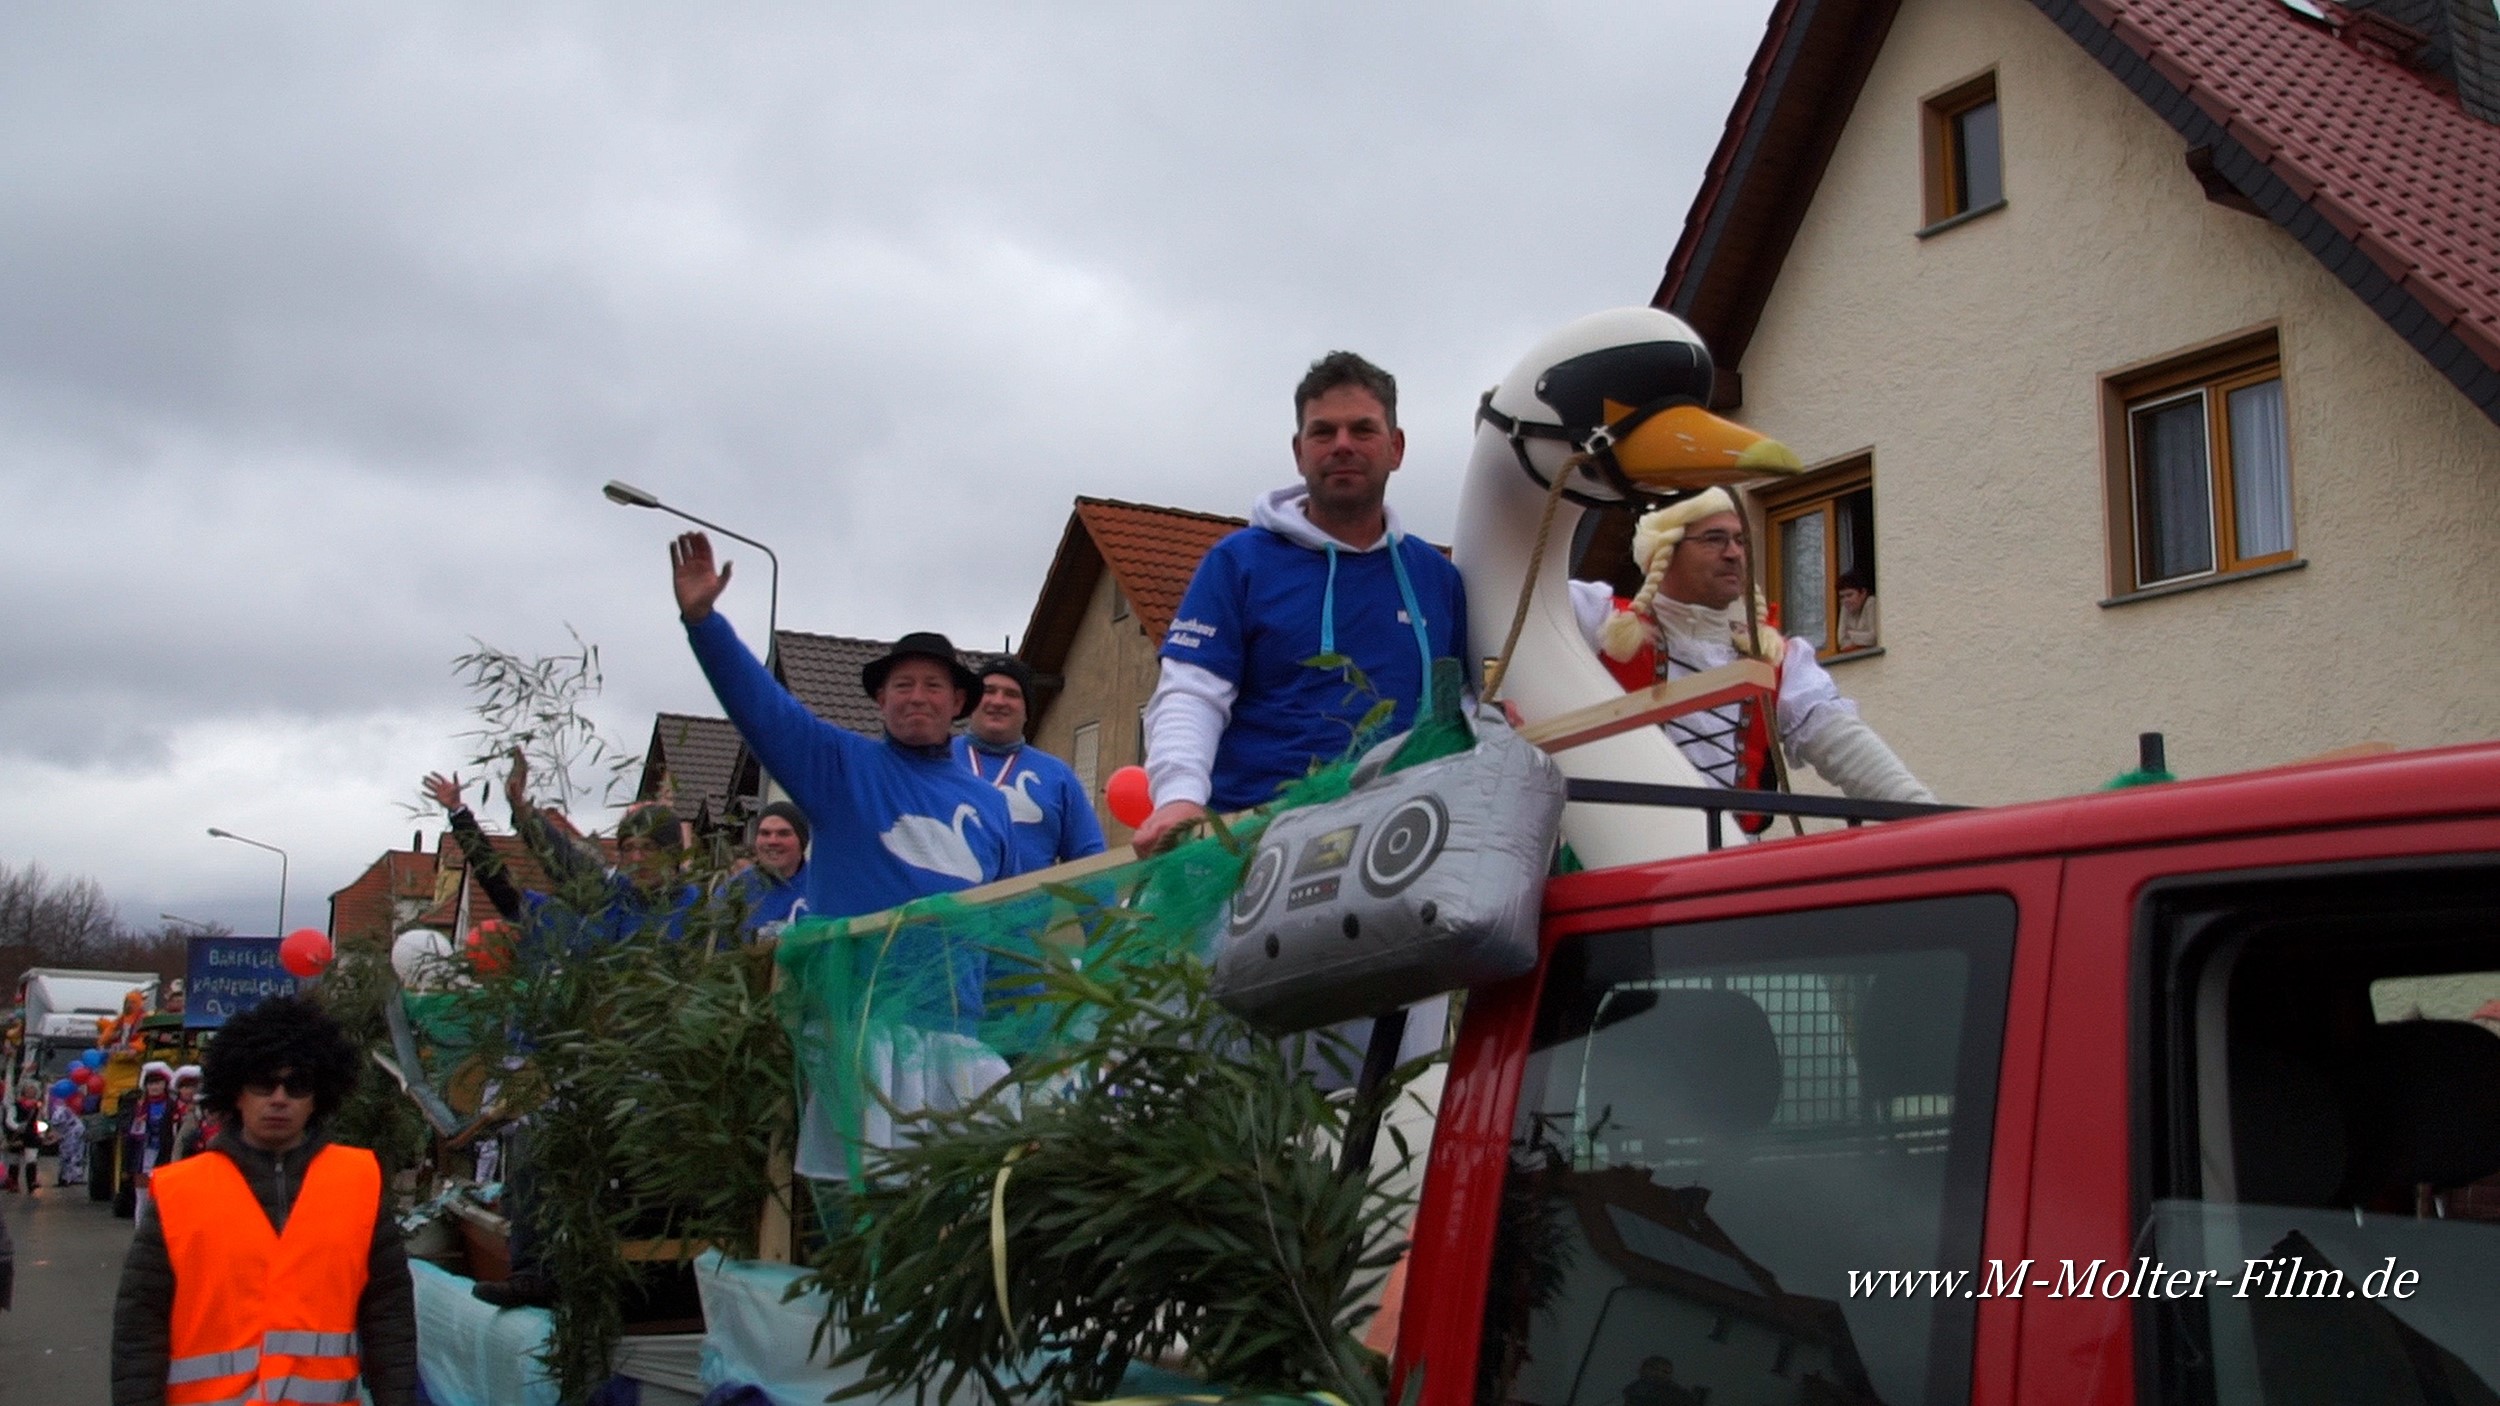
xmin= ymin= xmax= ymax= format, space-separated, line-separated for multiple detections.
xmin=1481 ymin=450 xmax=1588 ymax=704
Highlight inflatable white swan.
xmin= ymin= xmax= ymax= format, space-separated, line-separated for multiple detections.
xmin=1453 ymin=307 xmax=1801 ymax=871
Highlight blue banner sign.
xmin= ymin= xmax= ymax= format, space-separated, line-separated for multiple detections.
xmin=186 ymin=936 xmax=301 ymax=1029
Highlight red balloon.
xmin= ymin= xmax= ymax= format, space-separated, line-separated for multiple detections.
xmin=279 ymin=927 xmax=334 ymax=978
xmin=466 ymin=920 xmax=512 ymax=975
xmin=68 ymin=1066 xmax=90 ymax=1086
xmin=1104 ymin=765 xmax=1154 ymax=830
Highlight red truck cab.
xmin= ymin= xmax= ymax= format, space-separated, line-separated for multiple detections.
xmin=1399 ymin=742 xmax=2500 ymax=1406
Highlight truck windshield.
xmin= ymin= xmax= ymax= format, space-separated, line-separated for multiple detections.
xmin=1480 ymin=894 xmax=2016 ymax=1406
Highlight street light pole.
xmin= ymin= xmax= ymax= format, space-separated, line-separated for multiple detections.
xmin=206 ymin=828 xmax=289 ymax=937
xmin=603 ymin=480 xmax=782 ymax=652
xmin=158 ymin=913 xmax=215 ymax=932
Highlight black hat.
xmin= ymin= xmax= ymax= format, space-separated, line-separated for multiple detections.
xmin=977 ymin=654 xmax=1035 ymax=701
xmin=756 ymin=800 xmax=811 ymax=849
xmin=860 ymin=632 xmax=982 ymax=718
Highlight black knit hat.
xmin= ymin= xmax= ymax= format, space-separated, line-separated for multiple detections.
xmin=860 ymin=632 xmax=981 ymax=719
xmin=977 ymin=654 xmax=1036 ymax=702
xmin=756 ymin=800 xmax=811 ymax=850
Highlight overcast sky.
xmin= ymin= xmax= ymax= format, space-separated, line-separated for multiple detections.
xmin=0 ymin=3 xmax=1775 ymax=937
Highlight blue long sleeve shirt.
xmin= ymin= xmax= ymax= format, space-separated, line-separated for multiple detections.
xmin=686 ymin=611 xmax=1012 ymax=1029
xmin=950 ymin=736 xmax=1107 ymax=873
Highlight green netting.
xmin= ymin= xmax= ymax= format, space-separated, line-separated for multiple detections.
xmin=771 ymin=659 xmax=1480 ymax=1190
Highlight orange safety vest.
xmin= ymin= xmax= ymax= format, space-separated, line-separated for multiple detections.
xmin=153 ymin=1143 xmax=379 ymax=1406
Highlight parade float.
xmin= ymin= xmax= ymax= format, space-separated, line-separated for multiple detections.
xmin=358 ymin=307 xmax=2500 ymax=1406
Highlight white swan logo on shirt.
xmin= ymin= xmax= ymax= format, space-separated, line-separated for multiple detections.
xmin=1003 ymin=771 xmax=1046 ymax=824
xmin=880 ymin=803 xmax=989 ymax=883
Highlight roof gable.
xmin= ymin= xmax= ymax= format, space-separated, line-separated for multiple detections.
xmin=1661 ymin=0 xmax=2500 ymax=425
xmin=1017 ymin=496 xmax=1245 ymax=681
xmin=637 ymin=712 xmax=744 ymax=822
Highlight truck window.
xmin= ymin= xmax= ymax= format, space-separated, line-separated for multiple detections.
xmin=1480 ymin=894 xmax=2016 ymax=1406
xmin=2140 ymin=862 xmax=2500 ymax=1405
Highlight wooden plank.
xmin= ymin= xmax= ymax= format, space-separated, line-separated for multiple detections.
xmin=768 ymin=658 xmax=1777 ymax=943
xmin=1515 ymin=659 xmax=1776 ymax=754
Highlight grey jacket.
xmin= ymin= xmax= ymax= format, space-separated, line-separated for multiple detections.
xmin=110 ymin=1127 xmax=419 ymax=1406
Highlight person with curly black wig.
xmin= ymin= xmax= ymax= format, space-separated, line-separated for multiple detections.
xmin=110 ymin=995 xmax=417 ymax=1406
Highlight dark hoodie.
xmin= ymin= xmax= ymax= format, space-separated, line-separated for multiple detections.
xmin=111 ymin=1126 xmax=418 ymax=1406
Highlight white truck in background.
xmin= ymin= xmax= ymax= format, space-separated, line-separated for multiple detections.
xmin=12 ymin=968 xmax=160 ymax=1085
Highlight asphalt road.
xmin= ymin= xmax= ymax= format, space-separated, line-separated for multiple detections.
xmin=0 ymin=1159 xmax=132 ymax=1405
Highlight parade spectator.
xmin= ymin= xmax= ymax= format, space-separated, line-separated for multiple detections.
xmin=53 ymin=1082 xmax=90 ymax=1186
xmin=112 ymin=994 xmax=418 ymax=1406
xmin=0 ymin=1190 xmax=12 ymax=1310
xmin=4 ymin=1078 xmax=43 ymax=1192
xmin=1835 ymin=570 xmax=1879 ymax=652
xmin=669 ymin=531 xmax=1014 ymax=1024
xmin=1135 ymin=351 xmax=1470 ymax=855
xmin=168 ymin=1066 xmax=204 ymax=1163
xmin=121 ymin=1062 xmax=181 ymax=1221
xmin=953 ymin=656 xmax=1106 ymax=870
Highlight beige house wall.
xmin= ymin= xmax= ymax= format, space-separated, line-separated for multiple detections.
xmin=1734 ymin=0 xmax=2500 ymax=804
xmin=1031 ymin=570 xmax=1163 ymax=844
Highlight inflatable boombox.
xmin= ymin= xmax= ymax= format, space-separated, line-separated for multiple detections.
xmin=1210 ymin=709 xmax=1566 ymax=1035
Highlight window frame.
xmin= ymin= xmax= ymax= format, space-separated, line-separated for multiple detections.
xmin=1071 ymin=720 xmax=1100 ymax=797
xmin=1921 ymin=70 xmax=2005 ymax=231
xmin=2101 ymin=328 xmax=2299 ymax=599
xmin=1756 ymin=452 xmax=1879 ymax=662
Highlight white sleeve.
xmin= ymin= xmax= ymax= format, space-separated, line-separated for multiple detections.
xmin=1791 ymin=715 xmax=1936 ymax=803
xmin=1143 ymin=658 xmax=1237 ymax=809
xmin=1568 ymin=578 xmax=1615 ymax=650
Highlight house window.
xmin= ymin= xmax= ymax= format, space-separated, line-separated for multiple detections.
xmin=1922 ymin=72 xmax=2002 ymax=228
xmin=1759 ymin=456 xmax=1879 ymax=659
xmin=2105 ymin=332 xmax=2294 ymax=593
xmin=1110 ymin=587 xmax=1130 ymax=623
xmin=1072 ymin=721 xmax=1100 ymax=797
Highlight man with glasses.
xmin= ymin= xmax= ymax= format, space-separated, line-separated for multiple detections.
xmin=1572 ymin=487 xmax=1933 ymax=809
xmin=112 ymin=994 xmax=419 ymax=1406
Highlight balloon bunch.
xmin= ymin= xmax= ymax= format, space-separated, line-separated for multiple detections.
xmin=57 ymin=1049 xmax=109 ymax=1113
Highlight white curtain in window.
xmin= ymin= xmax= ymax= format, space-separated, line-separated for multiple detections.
xmin=1781 ymin=511 xmax=1828 ymax=650
xmin=2228 ymin=379 xmax=2292 ymax=559
xmin=2134 ymin=395 xmax=2213 ymax=583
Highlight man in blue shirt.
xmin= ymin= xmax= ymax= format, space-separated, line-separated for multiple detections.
xmin=730 ymin=801 xmax=810 ymax=929
xmin=670 ymin=531 xmax=1014 ymax=1029
xmin=1133 ymin=351 xmax=1469 ymax=854
xmin=953 ymin=656 xmax=1106 ymax=873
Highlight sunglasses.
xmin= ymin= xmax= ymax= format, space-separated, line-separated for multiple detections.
xmin=242 ymin=1075 xmax=316 ymax=1098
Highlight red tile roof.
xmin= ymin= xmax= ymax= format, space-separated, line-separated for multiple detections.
xmin=2090 ymin=0 xmax=2500 ymax=379
xmin=1075 ymin=498 xmax=1246 ymax=642
xmin=1658 ymin=0 xmax=2500 ymax=425
xmin=327 ymin=848 xmax=438 ymax=947
xmin=1015 ymin=497 xmax=1246 ymax=729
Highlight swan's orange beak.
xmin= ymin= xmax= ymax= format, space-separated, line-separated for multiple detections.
xmin=1603 ymin=399 xmax=1802 ymax=491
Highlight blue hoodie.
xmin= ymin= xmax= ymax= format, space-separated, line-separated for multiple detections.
xmin=1160 ymin=488 xmax=1469 ymax=810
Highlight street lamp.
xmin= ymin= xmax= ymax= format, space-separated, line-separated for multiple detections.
xmin=603 ymin=479 xmax=782 ymax=648
xmin=158 ymin=913 xmax=215 ymax=931
xmin=206 ymin=828 xmax=288 ymax=937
